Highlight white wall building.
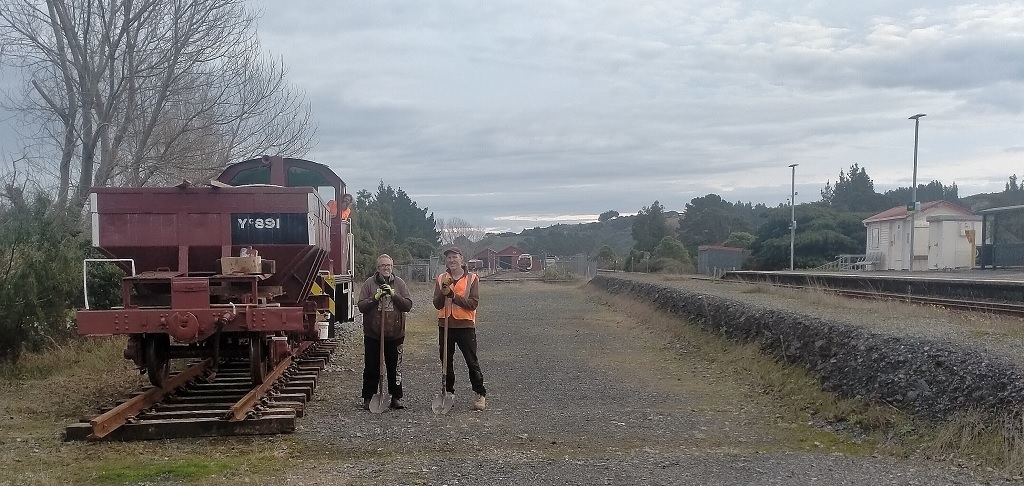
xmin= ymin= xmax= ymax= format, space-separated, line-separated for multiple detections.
xmin=926 ymin=214 xmax=981 ymax=270
xmin=862 ymin=201 xmax=976 ymax=271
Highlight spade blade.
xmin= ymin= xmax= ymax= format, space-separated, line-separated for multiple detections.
xmin=368 ymin=392 xmax=390 ymax=414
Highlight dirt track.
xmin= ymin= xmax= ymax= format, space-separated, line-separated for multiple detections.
xmin=291 ymin=279 xmax=1016 ymax=485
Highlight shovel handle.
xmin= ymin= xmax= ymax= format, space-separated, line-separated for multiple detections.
xmin=440 ymin=300 xmax=451 ymax=393
xmin=378 ymin=304 xmax=387 ymax=393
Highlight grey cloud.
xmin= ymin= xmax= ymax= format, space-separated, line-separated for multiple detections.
xmin=4 ymin=1 xmax=1019 ymax=234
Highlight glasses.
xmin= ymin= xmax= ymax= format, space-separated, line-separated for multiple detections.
xmin=377 ymin=264 xmax=393 ymax=268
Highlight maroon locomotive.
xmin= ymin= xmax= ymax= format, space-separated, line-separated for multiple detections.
xmin=77 ymin=156 xmax=355 ymax=386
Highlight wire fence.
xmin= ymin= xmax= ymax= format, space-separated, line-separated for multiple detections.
xmin=393 ymin=253 xmax=597 ymax=282
xmin=393 ymin=257 xmax=443 ymax=283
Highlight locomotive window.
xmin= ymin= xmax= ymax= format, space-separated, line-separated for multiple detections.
xmin=287 ymin=166 xmax=331 ymax=188
xmin=228 ymin=166 xmax=271 ymax=185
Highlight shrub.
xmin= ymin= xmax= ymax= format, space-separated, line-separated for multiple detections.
xmin=0 ymin=194 xmax=85 ymax=363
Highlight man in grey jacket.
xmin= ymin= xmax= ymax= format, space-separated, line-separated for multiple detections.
xmin=357 ymin=254 xmax=413 ymax=409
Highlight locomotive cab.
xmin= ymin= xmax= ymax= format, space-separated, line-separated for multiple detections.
xmin=216 ymin=155 xmax=356 ymax=326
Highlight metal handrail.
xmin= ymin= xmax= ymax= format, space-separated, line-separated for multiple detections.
xmin=83 ymin=258 xmax=136 ymax=310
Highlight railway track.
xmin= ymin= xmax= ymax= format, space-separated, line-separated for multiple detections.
xmin=478 ymin=270 xmax=544 ymax=282
xmin=718 ymin=278 xmax=1024 ymax=318
xmin=65 ymin=339 xmax=338 ymax=441
xmin=829 ymin=287 xmax=1024 ymax=317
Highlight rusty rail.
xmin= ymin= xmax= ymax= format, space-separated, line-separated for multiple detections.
xmin=717 ymin=277 xmax=1024 ymax=318
xmin=67 ymin=340 xmax=336 ymax=441
xmin=88 ymin=359 xmax=213 ymax=439
xmin=228 ymin=356 xmax=293 ymax=421
xmin=227 ymin=341 xmax=318 ymax=421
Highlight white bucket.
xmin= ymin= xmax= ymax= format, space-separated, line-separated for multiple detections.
xmin=316 ymin=322 xmax=330 ymax=340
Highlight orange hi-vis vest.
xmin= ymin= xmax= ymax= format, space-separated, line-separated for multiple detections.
xmin=437 ymin=272 xmax=477 ymax=322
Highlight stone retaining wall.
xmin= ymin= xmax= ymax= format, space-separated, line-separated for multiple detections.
xmin=591 ymin=275 xmax=1024 ymax=421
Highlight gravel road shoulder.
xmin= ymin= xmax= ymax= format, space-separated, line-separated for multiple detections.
xmin=286 ymin=279 xmax=1018 ymax=485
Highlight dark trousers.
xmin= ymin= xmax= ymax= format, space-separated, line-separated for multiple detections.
xmin=362 ymin=336 xmax=404 ymax=399
xmin=438 ymin=327 xmax=486 ymax=396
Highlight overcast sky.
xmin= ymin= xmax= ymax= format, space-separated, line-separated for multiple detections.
xmin=3 ymin=2 xmax=1023 ymax=233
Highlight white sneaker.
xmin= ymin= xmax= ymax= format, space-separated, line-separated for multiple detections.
xmin=473 ymin=393 xmax=487 ymax=411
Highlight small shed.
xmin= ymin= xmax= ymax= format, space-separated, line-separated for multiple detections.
xmin=862 ymin=200 xmax=974 ymax=271
xmin=697 ymin=245 xmax=745 ymax=276
xmin=926 ymin=214 xmax=981 ymax=270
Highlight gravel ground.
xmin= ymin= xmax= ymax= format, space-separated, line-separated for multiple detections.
xmin=287 ymin=277 xmax=1020 ymax=485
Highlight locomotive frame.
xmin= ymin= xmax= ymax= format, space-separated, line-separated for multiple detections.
xmin=77 ymin=156 xmax=355 ymax=386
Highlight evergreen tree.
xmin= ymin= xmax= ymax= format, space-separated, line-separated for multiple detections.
xmin=722 ymin=231 xmax=756 ymax=249
xmin=820 ymin=164 xmax=889 ymax=212
xmin=350 ymin=183 xmax=440 ymax=277
xmin=598 ymin=210 xmax=619 ymax=222
xmin=595 ymin=245 xmax=618 ymax=269
xmin=748 ymin=203 xmax=865 ymax=270
xmin=0 ymin=193 xmax=84 ymax=363
xmin=631 ymin=201 xmax=669 ymax=252
xmin=883 ymin=180 xmax=960 ymax=206
xmin=677 ymin=194 xmax=753 ymax=257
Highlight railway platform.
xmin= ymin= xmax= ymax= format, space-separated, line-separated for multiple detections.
xmin=722 ymin=268 xmax=1024 ymax=302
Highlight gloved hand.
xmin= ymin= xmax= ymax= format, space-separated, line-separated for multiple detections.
xmin=381 ymin=284 xmax=394 ymax=296
xmin=441 ymin=282 xmax=453 ymax=296
xmin=373 ymin=287 xmax=385 ymax=301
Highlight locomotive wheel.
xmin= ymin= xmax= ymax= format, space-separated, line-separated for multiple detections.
xmin=249 ymin=337 xmax=268 ymax=385
xmin=145 ymin=335 xmax=171 ymax=388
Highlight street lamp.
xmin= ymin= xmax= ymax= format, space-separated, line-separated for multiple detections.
xmin=908 ymin=113 xmax=925 ymax=271
xmin=788 ymin=163 xmax=798 ymax=271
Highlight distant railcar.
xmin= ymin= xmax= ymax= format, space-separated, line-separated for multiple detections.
xmin=77 ymin=156 xmax=355 ymax=386
xmin=517 ymin=254 xmax=533 ymax=272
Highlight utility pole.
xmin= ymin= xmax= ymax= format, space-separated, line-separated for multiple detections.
xmin=908 ymin=113 xmax=926 ymax=271
xmin=788 ymin=163 xmax=798 ymax=270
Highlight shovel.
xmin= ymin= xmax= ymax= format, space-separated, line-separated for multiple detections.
xmin=431 ymin=305 xmax=455 ymax=415
xmin=368 ymin=305 xmax=391 ymax=413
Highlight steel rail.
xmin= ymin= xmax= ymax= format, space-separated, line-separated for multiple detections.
xmin=227 ymin=355 xmax=293 ymax=421
xmin=227 ymin=340 xmax=316 ymax=421
xmin=720 ymin=278 xmax=1024 ymax=318
xmin=830 ymin=287 xmax=1024 ymax=317
xmin=88 ymin=358 xmax=213 ymax=439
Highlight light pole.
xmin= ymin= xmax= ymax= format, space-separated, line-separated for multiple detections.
xmin=908 ymin=113 xmax=925 ymax=271
xmin=788 ymin=163 xmax=798 ymax=270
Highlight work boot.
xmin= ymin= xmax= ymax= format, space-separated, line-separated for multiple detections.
xmin=390 ymin=398 xmax=404 ymax=409
xmin=362 ymin=398 xmax=370 ymax=410
xmin=473 ymin=393 xmax=487 ymax=411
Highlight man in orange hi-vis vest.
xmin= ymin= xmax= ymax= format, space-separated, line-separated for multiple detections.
xmin=338 ymin=193 xmax=353 ymax=220
xmin=432 ymin=246 xmax=486 ymax=411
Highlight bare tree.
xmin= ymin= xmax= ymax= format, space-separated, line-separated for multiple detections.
xmin=437 ymin=217 xmax=484 ymax=246
xmin=0 ymin=0 xmax=314 ymax=218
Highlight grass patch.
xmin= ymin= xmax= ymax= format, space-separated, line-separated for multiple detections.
xmin=924 ymin=411 xmax=1024 ymax=473
xmin=95 ymin=458 xmax=234 ymax=483
xmin=0 ymin=336 xmax=129 ymax=381
xmin=0 ymin=336 xmax=138 ymax=432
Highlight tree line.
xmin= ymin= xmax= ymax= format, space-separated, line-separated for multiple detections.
xmin=509 ymin=164 xmax=1023 ymax=272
